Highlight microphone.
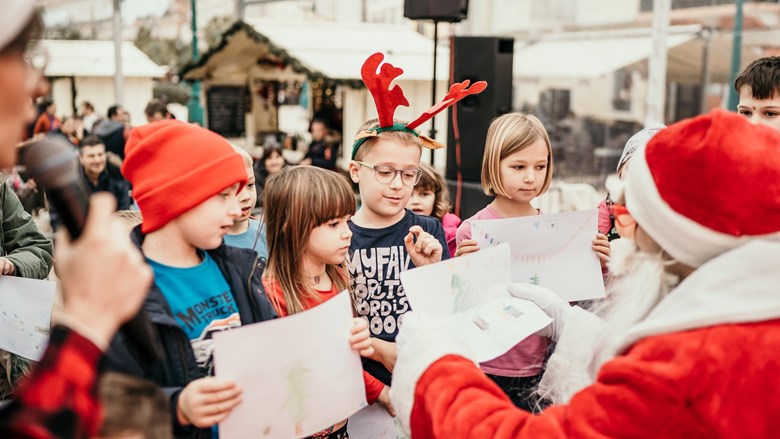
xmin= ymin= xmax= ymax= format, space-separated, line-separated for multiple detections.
xmin=24 ymin=136 xmax=162 ymax=363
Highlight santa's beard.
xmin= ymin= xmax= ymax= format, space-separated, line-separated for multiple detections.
xmin=587 ymin=238 xmax=680 ymax=377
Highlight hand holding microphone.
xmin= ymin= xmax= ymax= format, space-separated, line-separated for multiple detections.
xmin=25 ymin=136 xmax=159 ymax=357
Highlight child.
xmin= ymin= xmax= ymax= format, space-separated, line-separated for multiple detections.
xmin=455 ymin=112 xmax=610 ymax=410
xmin=347 ymin=53 xmax=485 ymax=386
xmin=104 ymin=120 xmax=278 ymax=438
xmin=95 ymin=372 xmax=171 ymax=438
xmin=224 ymin=145 xmax=268 ymax=262
xmin=262 ymin=166 xmax=392 ymax=438
xmin=735 ymin=56 xmax=780 ymax=131
xmin=407 ymin=163 xmax=461 ymax=256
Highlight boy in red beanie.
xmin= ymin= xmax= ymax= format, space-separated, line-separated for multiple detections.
xmin=104 ymin=120 xmax=277 ymax=438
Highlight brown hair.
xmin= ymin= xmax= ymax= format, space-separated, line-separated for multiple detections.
xmin=263 ymin=166 xmax=356 ymax=315
xmin=98 ymin=372 xmax=171 ymax=438
xmin=415 ymin=163 xmax=451 ymax=220
xmin=481 ymin=112 xmax=553 ymax=197
xmin=353 ymin=118 xmax=422 ymax=161
xmin=734 ymin=56 xmax=780 ymax=100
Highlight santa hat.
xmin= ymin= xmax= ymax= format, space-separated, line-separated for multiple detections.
xmin=624 ymin=109 xmax=780 ymax=267
xmin=0 ymin=2 xmax=36 ymax=51
xmin=122 ymin=120 xmax=247 ymax=234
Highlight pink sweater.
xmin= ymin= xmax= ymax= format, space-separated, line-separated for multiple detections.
xmin=455 ymin=204 xmax=549 ymax=377
xmin=441 ymin=212 xmax=462 ymax=256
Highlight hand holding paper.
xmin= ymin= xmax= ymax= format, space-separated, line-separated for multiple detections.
xmin=507 ymin=283 xmax=572 ymax=341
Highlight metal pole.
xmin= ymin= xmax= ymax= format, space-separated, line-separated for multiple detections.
xmin=112 ymin=0 xmax=124 ymax=105
xmin=727 ymin=0 xmax=743 ymax=111
xmin=188 ymin=0 xmax=204 ymax=125
xmin=645 ymin=0 xmax=671 ymax=127
xmin=429 ymin=20 xmax=439 ymax=166
xmin=699 ymin=28 xmax=712 ymax=114
xmin=235 ymin=0 xmax=244 ymax=20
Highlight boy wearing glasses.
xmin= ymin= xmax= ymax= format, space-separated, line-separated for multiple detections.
xmin=347 ymin=118 xmax=450 ymax=387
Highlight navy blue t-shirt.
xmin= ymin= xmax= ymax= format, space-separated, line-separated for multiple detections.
xmin=347 ymin=209 xmax=450 ymax=385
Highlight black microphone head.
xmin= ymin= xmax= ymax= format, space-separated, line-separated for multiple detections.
xmin=23 ymin=136 xmax=80 ymax=189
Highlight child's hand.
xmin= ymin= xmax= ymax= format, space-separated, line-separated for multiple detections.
xmin=454 ymin=239 xmax=479 ymax=257
xmin=404 ymin=226 xmax=443 ymax=266
xmin=593 ymin=233 xmax=611 ymax=269
xmin=368 ymin=338 xmax=397 ymax=373
xmin=377 ymin=385 xmax=396 ymax=417
xmin=350 ymin=317 xmax=374 ymax=357
xmin=177 ymin=377 xmax=243 ymax=428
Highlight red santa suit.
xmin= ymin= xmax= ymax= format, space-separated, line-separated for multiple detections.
xmin=389 ymin=110 xmax=780 ymax=438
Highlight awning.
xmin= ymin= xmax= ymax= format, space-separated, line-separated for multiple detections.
xmin=41 ymin=39 xmax=167 ymax=78
xmin=181 ymin=20 xmax=449 ymax=86
xmin=514 ymin=29 xmax=762 ymax=84
xmin=515 ymin=33 xmax=696 ymax=81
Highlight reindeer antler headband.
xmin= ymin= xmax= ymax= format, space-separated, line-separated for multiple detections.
xmin=351 ymin=52 xmax=488 ymax=160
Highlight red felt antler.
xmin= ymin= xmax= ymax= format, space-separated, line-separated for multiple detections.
xmin=361 ymin=52 xmax=410 ymax=128
xmin=406 ymin=80 xmax=488 ymax=130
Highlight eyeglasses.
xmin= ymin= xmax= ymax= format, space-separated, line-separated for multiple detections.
xmin=355 ymin=161 xmax=422 ymax=186
xmin=613 ymin=203 xmax=636 ymax=228
xmin=23 ymin=44 xmax=48 ymax=92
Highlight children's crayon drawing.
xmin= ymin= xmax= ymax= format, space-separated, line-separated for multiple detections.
xmin=400 ymin=244 xmax=551 ymax=362
xmin=0 ymin=276 xmax=56 ymax=361
xmin=214 ymin=292 xmax=367 ymax=439
xmin=348 ymin=403 xmax=409 ymax=439
xmin=472 ymin=210 xmax=606 ymax=301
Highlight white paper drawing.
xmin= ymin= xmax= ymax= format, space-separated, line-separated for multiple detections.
xmin=400 ymin=244 xmax=552 ymax=362
xmin=472 ymin=210 xmax=606 ymax=301
xmin=214 ymin=291 xmax=367 ymax=439
xmin=0 ymin=277 xmax=56 ymax=361
xmin=348 ymin=403 xmax=409 ymax=439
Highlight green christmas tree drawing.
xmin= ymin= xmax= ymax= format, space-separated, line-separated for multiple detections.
xmin=284 ymin=363 xmax=310 ymax=436
xmin=529 ymin=273 xmax=541 ymax=286
xmin=452 ymin=273 xmax=480 ymax=313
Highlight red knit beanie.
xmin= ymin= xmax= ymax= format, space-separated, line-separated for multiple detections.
xmin=122 ymin=120 xmax=248 ymax=233
xmin=625 ymin=109 xmax=780 ymax=267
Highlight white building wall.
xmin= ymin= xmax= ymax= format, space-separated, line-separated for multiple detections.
xmin=51 ymin=76 xmax=156 ymax=126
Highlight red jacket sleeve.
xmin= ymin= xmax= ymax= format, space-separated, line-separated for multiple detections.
xmin=409 ymin=352 xmax=709 ymax=438
xmin=363 ymin=370 xmax=384 ymax=405
xmin=0 ymin=325 xmax=104 ymax=439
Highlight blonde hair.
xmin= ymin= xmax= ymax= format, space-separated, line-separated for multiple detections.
xmin=415 ymin=163 xmax=451 ymax=220
xmin=481 ymin=113 xmax=553 ymax=197
xmin=113 ymin=210 xmax=143 ymax=228
xmin=98 ymin=372 xmax=171 ymax=438
xmin=231 ymin=144 xmax=254 ymax=168
xmin=262 ymin=166 xmax=356 ymax=315
xmin=353 ymin=118 xmax=423 ymax=161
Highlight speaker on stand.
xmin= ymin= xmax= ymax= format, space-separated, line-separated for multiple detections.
xmin=447 ymin=36 xmax=514 ymax=219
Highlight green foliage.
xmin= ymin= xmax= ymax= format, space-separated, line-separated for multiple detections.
xmin=45 ymin=24 xmax=83 ymax=40
xmin=134 ymin=25 xmax=191 ymax=69
xmin=203 ymin=16 xmax=233 ymax=50
xmin=153 ymin=82 xmax=190 ymax=105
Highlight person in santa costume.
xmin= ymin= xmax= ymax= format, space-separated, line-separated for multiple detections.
xmin=389 ymin=109 xmax=780 ymax=438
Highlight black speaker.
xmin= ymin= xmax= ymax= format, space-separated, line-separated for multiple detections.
xmin=446 ymin=36 xmax=514 ymax=184
xmin=404 ymin=0 xmax=469 ymax=22
xmin=446 ymin=179 xmax=493 ymax=221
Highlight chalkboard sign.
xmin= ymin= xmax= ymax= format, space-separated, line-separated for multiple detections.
xmin=206 ymin=86 xmax=247 ymax=138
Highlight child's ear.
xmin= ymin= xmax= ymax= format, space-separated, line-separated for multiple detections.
xmin=348 ymin=161 xmax=360 ymax=183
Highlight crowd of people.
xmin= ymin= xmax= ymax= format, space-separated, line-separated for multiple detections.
xmin=0 ymin=3 xmax=779 ymax=439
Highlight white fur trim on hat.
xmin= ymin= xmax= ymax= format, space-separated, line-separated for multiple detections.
xmin=0 ymin=2 xmax=36 ymax=51
xmin=624 ymin=146 xmax=780 ymax=268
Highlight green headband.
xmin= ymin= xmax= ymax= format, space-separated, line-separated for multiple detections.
xmin=350 ymin=123 xmax=419 ymax=160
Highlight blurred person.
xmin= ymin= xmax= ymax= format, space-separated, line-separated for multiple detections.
xmin=144 ymin=98 xmax=169 ymax=123
xmin=300 ymin=118 xmax=339 ymax=170
xmin=253 ymin=143 xmax=287 ymax=208
xmin=94 ymin=104 xmax=129 ymax=160
xmin=80 ymin=101 xmax=101 ymax=134
xmin=0 ymin=5 xmax=153 ymax=437
xmin=736 ymin=56 xmax=780 ymax=131
xmin=94 ymin=372 xmax=171 ymax=439
xmin=78 ymin=135 xmax=131 ymax=210
xmin=32 ymin=99 xmax=58 ymax=136
xmin=59 ymin=115 xmax=83 ymax=146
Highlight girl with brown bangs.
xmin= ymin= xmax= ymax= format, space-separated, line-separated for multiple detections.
xmin=407 ymin=164 xmax=461 ymax=256
xmin=261 ymin=166 xmax=394 ymax=438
